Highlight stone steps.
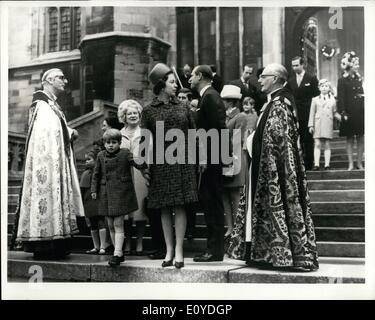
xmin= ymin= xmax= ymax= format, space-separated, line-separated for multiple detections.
xmin=309 ymin=190 xmax=364 ymax=202
xmin=308 ymin=179 xmax=364 ymax=190
xmin=306 ymin=169 xmax=364 ymax=180
xmin=7 ymin=252 xmax=365 ymax=284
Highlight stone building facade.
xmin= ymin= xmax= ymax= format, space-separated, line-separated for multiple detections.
xmin=8 ymin=6 xmax=364 ymax=134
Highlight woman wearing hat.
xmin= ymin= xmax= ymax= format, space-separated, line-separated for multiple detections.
xmin=141 ymin=63 xmax=198 ymax=268
xmin=220 ymin=85 xmax=248 ymax=242
xmin=337 ymin=51 xmax=364 ymax=170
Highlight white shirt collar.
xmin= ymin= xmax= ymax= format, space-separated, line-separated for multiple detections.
xmin=200 ymin=85 xmax=211 ymax=97
xmin=297 ymin=70 xmax=305 ymax=79
xmin=240 ymin=76 xmax=246 ymax=83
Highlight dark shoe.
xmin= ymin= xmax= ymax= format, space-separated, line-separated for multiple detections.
xmin=108 ymin=255 xmax=124 ymax=267
xmin=161 ymin=259 xmax=174 ymax=267
xmin=135 ymin=251 xmax=144 ymax=256
xmin=174 ymin=261 xmax=184 ymax=269
xmin=312 ymin=166 xmax=320 ymax=171
xmin=193 ymin=252 xmax=223 ymax=262
xmin=148 ymin=251 xmax=165 ymax=260
xmin=124 ymin=250 xmax=131 ymax=256
xmin=324 ymin=166 xmax=330 ymax=171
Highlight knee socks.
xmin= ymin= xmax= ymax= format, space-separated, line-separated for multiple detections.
xmin=90 ymin=230 xmax=100 ymax=250
xmin=114 ymin=232 xmax=125 ymax=257
xmin=99 ymin=228 xmax=107 ymax=250
xmin=314 ymin=147 xmax=321 ymax=167
xmin=324 ymin=149 xmax=331 ymax=167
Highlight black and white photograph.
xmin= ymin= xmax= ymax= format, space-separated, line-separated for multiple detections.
xmin=1 ymin=0 xmax=374 ymax=301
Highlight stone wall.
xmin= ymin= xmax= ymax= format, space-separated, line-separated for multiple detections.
xmin=8 ymin=61 xmax=81 ymax=133
xmin=113 ymin=37 xmax=169 ymax=106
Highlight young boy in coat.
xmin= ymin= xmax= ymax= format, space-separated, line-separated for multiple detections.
xmin=91 ymin=128 xmax=148 ymax=266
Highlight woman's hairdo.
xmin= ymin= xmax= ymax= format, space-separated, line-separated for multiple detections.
xmin=153 ymin=72 xmax=173 ymax=95
xmin=103 ymin=128 xmax=122 ymax=142
xmin=118 ymin=99 xmax=143 ymax=124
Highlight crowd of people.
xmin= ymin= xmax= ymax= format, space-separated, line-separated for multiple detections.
xmin=13 ymin=50 xmax=364 ymax=272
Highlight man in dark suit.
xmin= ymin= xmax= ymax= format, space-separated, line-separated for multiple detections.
xmin=189 ymin=65 xmax=227 ymax=262
xmin=287 ymin=56 xmax=319 ymax=170
xmin=179 ymin=64 xmax=192 ymax=89
xmin=230 ymin=64 xmax=261 ymax=112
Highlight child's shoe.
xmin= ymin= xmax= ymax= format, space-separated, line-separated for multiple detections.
xmin=324 ymin=166 xmax=330 ymax=171
xmin=108 ymin=255 xmax=125 ymax=267
xmin=98 ymin=248 xmax=106 ymax=255
xmin=312 ymin=166 xmax=320 ymax=171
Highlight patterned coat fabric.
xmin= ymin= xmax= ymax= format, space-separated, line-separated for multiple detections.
xmin=308 ymin=95 xmax=337 ymax=139
xmin=228 ymin=88 xmax=319 ymax=270
xmin=337 ymin=73 xmax=365 ymax=137
xmin=121 ymin=126 xmax=148 ymax=221
xmin=91 ymin=148 xmax=146 ymax=217
xmin=17 ymin=91 xmax=83 ymax=242
xmin=141 ymin=96 xmax=198 ymax=209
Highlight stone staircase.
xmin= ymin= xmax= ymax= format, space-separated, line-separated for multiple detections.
xmin=7 ymin=132 xmax=365 ymax=258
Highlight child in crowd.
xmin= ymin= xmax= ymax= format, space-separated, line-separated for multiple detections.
xmin=91 ymin=129 xmax=148 ymax=267
xmin=241 ymin=97 xmax=258 ymax=149
xmin=308 ymin=79 xmax=338 ymax=170
xmin=80 ymin=151 xmax=108 ymax=254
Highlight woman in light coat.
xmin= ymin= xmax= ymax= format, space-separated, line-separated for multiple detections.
xmin=118 ymin=99 xmax=149 ymax=255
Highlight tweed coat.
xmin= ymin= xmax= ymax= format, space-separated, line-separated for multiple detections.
xmin=308 ymin=94 xmax=337 ymax=139
xmin=141 ymin=96 xmax=198 ymax=209
xmin=91 ymin=148 xmax=147 ymax=217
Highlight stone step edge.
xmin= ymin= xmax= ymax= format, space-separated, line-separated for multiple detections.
xmin=7 ymin=254 xmax=365 ymax=284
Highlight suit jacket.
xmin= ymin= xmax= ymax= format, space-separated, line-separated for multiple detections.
xmin=287 ymin=72 xmax=319 ymax=123
xmin=91 ymin=148 xmax=147 ymax=216
xmin=196 ymin=86 xmax=227 ymax=165
xmin=212 ymin=74 xmax=224 ymax=93
xmin=229 ymin=78 xmax=263 ymax=113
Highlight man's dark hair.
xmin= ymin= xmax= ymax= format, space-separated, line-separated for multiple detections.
xmin=243 ymin=64 xmax=253 ymax=71
xmin=209 ymin=65 xmax=217 ymax=73
xmin=256 ymin=67 xmax=265 ymax=79
xmin=292 ymin=56 xmax=304 ymax=65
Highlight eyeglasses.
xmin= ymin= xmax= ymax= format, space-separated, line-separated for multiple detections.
xmin=259 ymin=74 xmax=277 ymax=79
xmin=54 ymin=75 xmax=66 ymax=81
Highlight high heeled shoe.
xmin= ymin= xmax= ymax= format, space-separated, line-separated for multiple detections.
xmin=161 ymin=259 xmax=174 ymax=267
xmin=174 ymin=261 xmax=184 ymax=269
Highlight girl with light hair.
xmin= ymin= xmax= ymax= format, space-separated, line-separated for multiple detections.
xmin=308 ymin=79 xmax=338 ymax=170
xmin=118 ymin=99 xmax=148 ymax=255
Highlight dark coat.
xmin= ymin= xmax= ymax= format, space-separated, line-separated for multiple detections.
xmin=212 ymin=74 xmax=224 ymax=93
xmin=91 ymin=148 xmax=146 ymax=217
xmin=195 ymin=86 xmax=227 ymax=165
xmin=229 ymin=78 xmax=262 ymax=112
xmin=141 ymin=96 xmax=199 ymax=209
xmin=287 ymin=72 xmax=319 ymax=124
xmin=337 ymin=73 xmax=364 ymax=137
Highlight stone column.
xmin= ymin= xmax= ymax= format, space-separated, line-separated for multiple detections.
xmin=194 ymin=7 xmax=199 ymax=66
xmin=262 ymin=7 xmax=285 ymax=65
xmin=167 ymin=8 xmax=177 ymax=67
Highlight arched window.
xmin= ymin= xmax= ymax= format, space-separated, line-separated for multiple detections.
xmin=47 ymin=7 xmax=81 ymax=52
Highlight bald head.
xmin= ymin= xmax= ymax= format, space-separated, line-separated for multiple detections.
xmin=258 ymin=63 xmax=288 ymax=93
xmin=41 ymin=68 xmax=67 ymax=96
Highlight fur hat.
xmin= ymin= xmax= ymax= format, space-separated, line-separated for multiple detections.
xmin=149 ymin=63 xmax=172 ymax=85
xmin=220 ymin=85 xmax=242 ymax=100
